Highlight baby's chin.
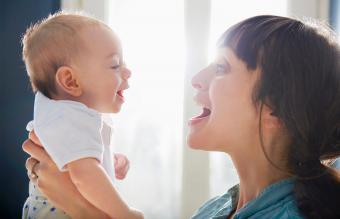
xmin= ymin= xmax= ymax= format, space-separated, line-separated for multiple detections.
xmin=92 ymin=104 xmax=121 ymax=114
xmin=109 ymin=108 xmax=121 ymax=113
xmin=105 ymin=105 xmax=122 ymax=114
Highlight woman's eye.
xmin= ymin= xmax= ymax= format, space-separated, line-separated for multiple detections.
xmin=215 ymin=64 xmax=226 ymax=74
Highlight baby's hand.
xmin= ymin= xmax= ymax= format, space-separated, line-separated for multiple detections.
xmin=114 ymin=153 xmax=130 ymax=180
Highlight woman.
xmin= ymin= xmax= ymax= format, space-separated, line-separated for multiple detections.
xmin=23 ymin=15 xmax=340 ymax=218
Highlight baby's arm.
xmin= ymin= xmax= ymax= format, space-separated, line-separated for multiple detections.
xmin=67 ymin=158 xmax=133 ymax=219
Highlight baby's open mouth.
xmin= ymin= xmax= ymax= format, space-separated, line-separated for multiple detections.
xmin=117 ymin=90 xmax=124 ymax=98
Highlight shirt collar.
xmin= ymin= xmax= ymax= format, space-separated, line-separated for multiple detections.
xmin=101 ymin=113 xmax=114 ymax=129
xmin=211 ymin=178 xmax=295 ymax=219
xmin=212 ymin=184 xmax=239 ymax=218
xmin=233 ymin=178 xmax=295 ymax=219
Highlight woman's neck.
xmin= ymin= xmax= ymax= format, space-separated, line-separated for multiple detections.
xmin=230 ymin=148 xmax=290 ymax=212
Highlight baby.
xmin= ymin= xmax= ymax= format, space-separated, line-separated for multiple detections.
xmin=21 ymin=12 xmax=142 ymax=219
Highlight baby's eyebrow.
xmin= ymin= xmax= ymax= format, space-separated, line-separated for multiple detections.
xmin=105 ymin=52 xmax=119 ymax=59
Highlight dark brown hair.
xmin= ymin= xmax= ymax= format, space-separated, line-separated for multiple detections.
xmin=218 ymin=15 xmax=340 ymax=218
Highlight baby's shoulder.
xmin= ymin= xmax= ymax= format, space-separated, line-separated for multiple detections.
xmin=34 ymin=100 xmax=102 ymax=133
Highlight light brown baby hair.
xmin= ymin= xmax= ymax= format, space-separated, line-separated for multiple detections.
xmin=22 ymin=11 xmax=107 ymax=98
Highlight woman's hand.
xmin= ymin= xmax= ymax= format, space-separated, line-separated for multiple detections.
xmin=114 ymin=153 xmax=130 ymax=180
xmin=22 ymin=131 xmax=109 ymax=219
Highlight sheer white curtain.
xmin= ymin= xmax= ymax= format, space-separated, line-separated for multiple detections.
xmin=107 ymin=1 xmax=184 ymax=218
xmin=62 ymin=1 xmax=185 ymax=217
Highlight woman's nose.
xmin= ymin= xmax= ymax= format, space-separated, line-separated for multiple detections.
xmin=192 ymin=81 xmax=202 ymax=89
xmin=191 ymin=69 xmax=207 ymax=90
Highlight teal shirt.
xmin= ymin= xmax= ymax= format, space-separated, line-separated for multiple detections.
xmin=191 ymin=178 xmax=304 ymax=219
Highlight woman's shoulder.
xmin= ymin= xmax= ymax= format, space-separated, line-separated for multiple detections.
xmin=191 ymin=179 xmax=306 ymax=219
xmin=249 ymin=197 xmax=304 ymax=219
xmin=278 ymin=201 xmax=304 ymax=219
xmin=241 ymin=178 xmax=304 ymax=219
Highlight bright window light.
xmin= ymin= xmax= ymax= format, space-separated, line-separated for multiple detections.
xmin=209 ymin=0 xmax=288 ymax=60
xmin=108 ymin=0 xmax=184 ymax=218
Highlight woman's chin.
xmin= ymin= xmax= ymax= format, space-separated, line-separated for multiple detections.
xmin=187 ymin=130 xmax=223 ymax=151
xmin=187 ymin=126 xmax=207 ymax=148
xmin=187 ymin=133 xmax=208 ymax=150
xmin=187 ymin=140 xmax=199 ymax=149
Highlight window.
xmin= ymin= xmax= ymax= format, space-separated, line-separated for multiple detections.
xmin=108 ymin=1 xmax=184 ymax=218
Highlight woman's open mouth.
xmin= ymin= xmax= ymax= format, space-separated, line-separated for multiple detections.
xmin=189 ymin=107 xmax=211 ymax=126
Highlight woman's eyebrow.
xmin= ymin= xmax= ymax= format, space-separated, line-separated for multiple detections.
xmin=219 ymin=56 xmax=232 ymax=70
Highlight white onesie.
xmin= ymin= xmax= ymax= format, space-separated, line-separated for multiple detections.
xmin=22 ymin=92 xmax=115 ymax=219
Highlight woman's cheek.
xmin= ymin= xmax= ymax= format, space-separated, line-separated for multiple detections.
xmin=209 ymin=79 xmax=229 ymax=107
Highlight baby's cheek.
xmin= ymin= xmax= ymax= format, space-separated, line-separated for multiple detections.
xmin=110 ymin=75 xmax=121 ymax=89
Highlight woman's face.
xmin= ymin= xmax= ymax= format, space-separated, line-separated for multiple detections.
xmin=188 ymin=47 xmax=260 ymax=153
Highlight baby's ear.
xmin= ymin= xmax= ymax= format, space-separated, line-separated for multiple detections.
xmin=55 ymin=66 xmax=82 ymax=97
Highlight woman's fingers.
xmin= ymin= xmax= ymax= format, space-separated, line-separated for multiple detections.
xmin=22 ymin=139 xmax=50 ymax=162
xmin=25 ymin=157 xmax=39 ymax=172
xmin=29 ymin=130 xmax=42 ymax=146
xmin=25 ymin=157 xmax=40 ymax=184
xmin=28 ymin=173 xmax=39 ymax=184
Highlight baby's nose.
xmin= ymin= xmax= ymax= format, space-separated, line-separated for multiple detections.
xmin=122 ymin=67 xmax=131 ymax=79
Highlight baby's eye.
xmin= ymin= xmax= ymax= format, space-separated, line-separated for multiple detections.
xmin=111 ymin=64 xmax=121 ymax=70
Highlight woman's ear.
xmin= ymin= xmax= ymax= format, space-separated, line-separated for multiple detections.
xmin=55 ymin=66 xmax=82 ymax=97
xmin=261 ymin=104 xmax=282 ymax=129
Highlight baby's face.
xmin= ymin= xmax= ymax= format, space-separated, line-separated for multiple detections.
xmin=74 ymin=25 xmax=131 ymax=113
